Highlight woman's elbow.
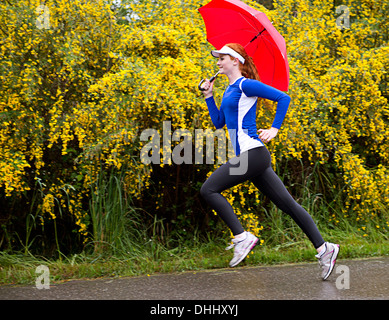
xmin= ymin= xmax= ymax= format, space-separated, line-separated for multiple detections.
xmin=211 ymin=118 xmax=225 ymax=129
xmin=280 ymin=93 xmax=291 ymax=103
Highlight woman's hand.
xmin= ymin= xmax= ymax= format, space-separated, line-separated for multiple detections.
xmin=258 ymin=127 xmax=279 ymax=143
xmin=201 ymin=79 xmax=214 ymax=98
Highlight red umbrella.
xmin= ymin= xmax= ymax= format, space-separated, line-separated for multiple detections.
xmin=198 ymin=0 xmax=289 ymax=91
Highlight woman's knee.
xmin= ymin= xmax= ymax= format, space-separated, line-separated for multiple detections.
xmin=200 ymin=180 xmax=219 ymax=200
xmin=200 ymin=182 xmax=210 ymax=199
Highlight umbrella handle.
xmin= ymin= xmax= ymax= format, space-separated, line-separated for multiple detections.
xmin=198 ymin=71 xmax=220 ymax=91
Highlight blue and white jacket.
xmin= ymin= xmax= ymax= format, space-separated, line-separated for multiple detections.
xmin=205 ymin=77 xmax=290 ymax=156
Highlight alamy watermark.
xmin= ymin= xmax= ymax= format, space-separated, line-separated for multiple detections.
xmin=335 ymin=265 xmax=350 ymax=289
xmin=34 ymin=3 xmax=350 ymax=32
xmin=35 ymin=265 xmax=50 ymax=289
xmin=35 ymin=5 xmax=51 ymax=30
xmin=335 ymin=5 xmax=350 ymax=30
xmin=139 ymin=121 xmax=249 ymax=175
xmin=34 ymin=264 xmax=350 ymax=290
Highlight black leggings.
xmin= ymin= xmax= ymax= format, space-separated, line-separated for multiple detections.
xmin=200 ymin=147 xmax=324 ymax=249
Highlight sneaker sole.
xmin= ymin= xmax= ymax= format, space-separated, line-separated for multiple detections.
xmin=229 ymin=237 xmax=258 ymax=268
xmin=323 ymin=244 xmax=340 ymax=280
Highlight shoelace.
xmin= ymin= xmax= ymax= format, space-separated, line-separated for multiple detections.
xmin=225 ymin=243 xmax=235 ymax=250
xmin=225 ymin=238 xmax=241 ymax=251
xmin=317 ymin=251 xmax=334 ymax=269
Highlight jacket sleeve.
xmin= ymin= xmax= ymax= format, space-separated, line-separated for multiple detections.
xmin=205 ymin=96 xmax=225 ymax=129
xmin=241 ymin=79 xmax=291 ymax=129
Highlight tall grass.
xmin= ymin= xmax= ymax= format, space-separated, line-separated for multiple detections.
xmin=89 ymin=166 xmax=145 ymax=257
xmin=20 ymin=177 xmax=73 ymax=259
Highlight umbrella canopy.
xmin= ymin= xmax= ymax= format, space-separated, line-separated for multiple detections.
xmin=198 ymin=0 xmax=289 ymax=91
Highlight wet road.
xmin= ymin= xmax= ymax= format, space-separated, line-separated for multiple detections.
xmin=1 ymin=257 xmax=388 ymax=300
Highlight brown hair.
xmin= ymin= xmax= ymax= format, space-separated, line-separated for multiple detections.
xmin=225 ymin=43 xmax=260 ymax=81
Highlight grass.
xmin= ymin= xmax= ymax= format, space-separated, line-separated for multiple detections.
xmin=1 ymin=229 xmax=388 ymax=287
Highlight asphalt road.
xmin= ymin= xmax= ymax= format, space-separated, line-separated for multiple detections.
xmin=1 ymin=257 xmax=388 ymax=301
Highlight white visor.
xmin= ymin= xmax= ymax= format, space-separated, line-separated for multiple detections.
xmin=211 ymin=46 xmax=245 ymax=64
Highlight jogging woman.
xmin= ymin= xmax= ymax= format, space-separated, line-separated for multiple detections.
xmin=200 ymin=43 xmax=339 ymax=280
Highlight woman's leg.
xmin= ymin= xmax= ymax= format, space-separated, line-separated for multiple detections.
xmin=248 ymin=151 xmax=340 ymax=279
xmin=251 ymin=165 xmax=325 ymax=249
xmin=200 ymin=160 xmax=247 ymax=235
xmin=200 ymin=147 xmax=269 ymax=235
xmin=200 ymin=148 xmax=270 ymax=267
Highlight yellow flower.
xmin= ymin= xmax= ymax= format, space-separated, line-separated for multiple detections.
xmin=42 ymin=194 xmax=56 ymax=220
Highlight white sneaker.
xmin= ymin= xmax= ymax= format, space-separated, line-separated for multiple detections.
xmin=226 ymin=231 xmax=258 ymax=267
xmin=315 ymin=242 xmax=340 ymax=280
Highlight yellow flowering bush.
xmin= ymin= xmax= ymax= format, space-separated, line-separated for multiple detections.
xmin=0 ymin=0 xmax=129 ymax=250
xmin=0 ymin=0 xmax=388 ymax=254
xmin=269 ymin=0 xmax=389 ymax=230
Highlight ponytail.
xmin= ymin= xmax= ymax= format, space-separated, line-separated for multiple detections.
xmin=225 ymin=43 xmax=264 ymax=106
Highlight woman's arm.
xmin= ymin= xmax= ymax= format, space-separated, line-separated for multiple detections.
xmin=242 ymin=79 xmax=290 ymax=143
xmin=205 ymin=97 xmax=225 ymax=129
xmin=202 ymin=79 xmax=225 ymax=129
xmin=242 ymin=79 xmax=291 ymax=129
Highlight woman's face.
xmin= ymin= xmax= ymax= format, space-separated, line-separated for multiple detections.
xmin=217 ymin=54 xmax=238 ymax=75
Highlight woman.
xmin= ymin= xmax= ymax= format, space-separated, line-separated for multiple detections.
xmin=200 ymin=43 xmax=339 ymax=280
